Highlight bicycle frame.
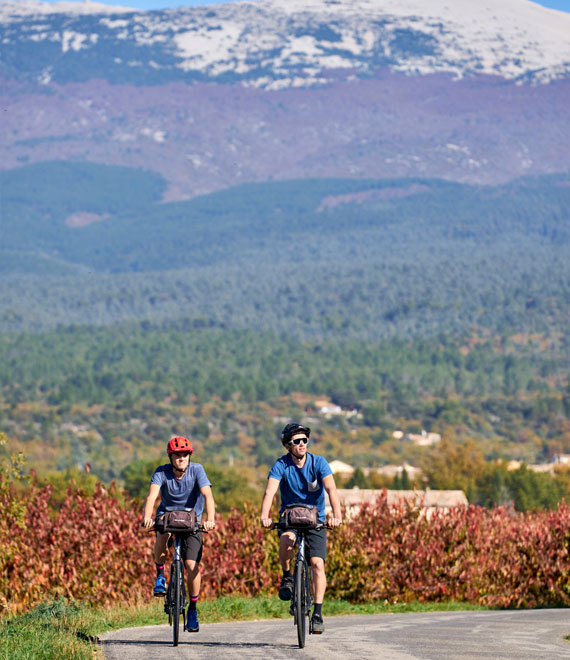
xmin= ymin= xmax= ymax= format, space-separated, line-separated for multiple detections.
xmin=290 ymin=528 xmax=315 ymax=648
xmin=164 ymin=533 xmax=187 ymax=647
xmin=270 ymin=520 xmax=332 ymax=647
xmin=145 ymin=510 xmax=207 ymax=647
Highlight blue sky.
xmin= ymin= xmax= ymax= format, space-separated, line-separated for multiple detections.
xmin=38 ymin=0 xmax=570 ymax=12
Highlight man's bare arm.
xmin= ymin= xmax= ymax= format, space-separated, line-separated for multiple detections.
xmin=323 ymin=474 xmax=343 ymax=526
xmin=260 ymin=477 xmax=280 ymax=527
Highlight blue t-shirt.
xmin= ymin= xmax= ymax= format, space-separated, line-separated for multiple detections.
xmin=268 ymin=452 xmax=332 ymax=522
xmin=151 ymin=463 xmax=211 ymax=520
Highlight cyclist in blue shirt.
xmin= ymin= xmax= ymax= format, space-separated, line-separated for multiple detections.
xmin=260 ymin=423 xmax=342 ymax=634
xmin=142 ymin=436 xmax=216 ymax=633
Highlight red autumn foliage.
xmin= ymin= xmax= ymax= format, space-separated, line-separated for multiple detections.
xmin=325 ymin=494 xmax=570 ymax=608
xmin=1 ymin=481 xmax=568 ymax=614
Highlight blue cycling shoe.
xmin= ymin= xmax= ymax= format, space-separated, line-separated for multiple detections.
xmin=186 ymin=609 xmax=199 ymax=632
xmin=153 ymin=574 xmax=166 ymax=596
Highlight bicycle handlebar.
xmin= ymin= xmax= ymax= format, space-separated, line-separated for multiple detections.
xmin=267 ymin=521 xmax=334 ymax=531
xmin=141 ymin=523 xmax=211 ymax=534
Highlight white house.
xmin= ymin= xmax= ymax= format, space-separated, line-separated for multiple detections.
xmin=407 ymin=430 xmax=441 ymax=446
xmin=328 ymin=460 xmax=355 ymax=478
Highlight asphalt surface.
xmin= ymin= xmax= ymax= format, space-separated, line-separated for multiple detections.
xmin=100 ymin=609 xmax=570 ymax=660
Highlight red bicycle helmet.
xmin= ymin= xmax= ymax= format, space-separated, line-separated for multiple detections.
xmin=167 ymin=436 xmax=193 ymax=456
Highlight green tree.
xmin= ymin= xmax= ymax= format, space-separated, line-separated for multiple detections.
xmin=422 ymin=436 xmax=486 ymax=495
xmin=506 ymin=465 xmax=563 ymax=511
xmin=121 ymin=458 xmax=157 ymax=500
xmin=201 ymin=463 xmax=262 ymax=514
xmin=345 ymin=467 xmax=369 ymax=489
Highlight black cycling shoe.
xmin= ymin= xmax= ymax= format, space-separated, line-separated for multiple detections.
xmin=311 ymin=613 xmax=325 ymax=634
xmin=278 ymin=575 xmax=294 ymax=601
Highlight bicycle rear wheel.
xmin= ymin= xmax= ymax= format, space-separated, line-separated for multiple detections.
xmin=294 ymin=561 xmax=307 ymax=648
xmin=172 ymin=561 xmax=182 ymax=646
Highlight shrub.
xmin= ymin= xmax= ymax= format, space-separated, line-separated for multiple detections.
xmin=1 ymin=483 xmax=568 ymax=614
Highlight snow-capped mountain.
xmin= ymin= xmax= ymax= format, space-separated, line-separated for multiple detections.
xmin=2 ymin=0 xmax=570 ymax=88
xmin=2 ymin=0 xmax=570 ymax=198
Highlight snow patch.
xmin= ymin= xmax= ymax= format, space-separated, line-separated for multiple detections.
xmin=2 ymin=0 xmax=570 ymax=88
xmin=62 ymin=30 xmax=88 ymax=52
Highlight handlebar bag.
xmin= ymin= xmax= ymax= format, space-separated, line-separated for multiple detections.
xmin=282 ymin=505 xmax=318 ymax=529
xmin=161 ymin=509 xmax=196 ymax=532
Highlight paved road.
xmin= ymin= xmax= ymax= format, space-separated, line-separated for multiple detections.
xmin=101 ymin=609 xmax=570 ymax=660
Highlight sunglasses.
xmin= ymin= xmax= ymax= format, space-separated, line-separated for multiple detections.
xmin=288 ymin=437 xmax=309 ymax=446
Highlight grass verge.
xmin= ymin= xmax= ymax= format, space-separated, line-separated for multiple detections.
xmin=1 ymin=596 xmax=487 ymax=659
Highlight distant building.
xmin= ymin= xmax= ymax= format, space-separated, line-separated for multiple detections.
xmin=328 ymin=460 xmax=355 ymax=478
xmin=363 ymin=463 xmax=422 ymax=481
xmin=528 ymin=464 xmax=555 ymax=474
xmin=406 ymin=430 xmax=441 ymax=446
xmin=326 ymin=488 xmax=468 ymax=519
xmin=506 ymin=460 xmax=522 ymax=471
xmin=313 ymin=399 xmax=359 ymax=419
xmin=314 ymin=399 xmax=343 ymax=416
xmin=328 ymin=460 xmax=422 ymax=482
xmin=506 ymin=459 xmax=560 ymax=475
xmin=329 ymin=460 xmax=422 ymax=481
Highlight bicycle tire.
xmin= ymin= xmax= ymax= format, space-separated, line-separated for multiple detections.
xmin=295 ymin=560 xmax=307 ymax=648
xmin=172 ymin=561 xmax=182 ymax=647
xmin=166 ymin=571 xmax=173 ymax=626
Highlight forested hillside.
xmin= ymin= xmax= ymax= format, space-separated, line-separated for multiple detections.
xmin=2 ymin=323 xmax=569 ymax=505
xmin=2 ymin=166 xmax=569 ymax=339
xmin=3 ymin=165 xmax=569 ymax=275
xmin=1 ymin=165 xmax=569 ymax=509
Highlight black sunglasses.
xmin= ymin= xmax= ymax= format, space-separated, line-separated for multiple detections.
xmin=288 ymin=437 xmax=309 ymax=446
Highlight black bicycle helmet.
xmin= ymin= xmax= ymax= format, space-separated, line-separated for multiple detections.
xmin=281 ymin=423 xmax=311 ymax=446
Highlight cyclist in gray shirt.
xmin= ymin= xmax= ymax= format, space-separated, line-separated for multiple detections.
xmin=142 ymin=436 xmax=215 ymax=633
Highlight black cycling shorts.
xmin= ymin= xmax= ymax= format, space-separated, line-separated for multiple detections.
xmin=279 ymin=526 xmax=327 ymax=561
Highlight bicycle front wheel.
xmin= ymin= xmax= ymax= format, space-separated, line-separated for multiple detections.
xmin=294 ymin=561 xmax=307 ymax=648
xmin=172 ymin=561 xmax=182 ymax=647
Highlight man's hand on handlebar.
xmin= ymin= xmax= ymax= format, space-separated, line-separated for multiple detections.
xmin=142 ymin=517 xmax=154 ymax=529
xmin=260 ymin=517 xmax=274 ymax=528
xmin=327 ymin=517 xmax=343 ymax=528
xmin=202 ymin=520 xmax=216 ymax=531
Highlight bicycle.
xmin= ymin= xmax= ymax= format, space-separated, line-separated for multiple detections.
xmin=272 ymin=520 xmax=330 ymax=648
xmin=146 ymin=509 xmax=207 ymax=647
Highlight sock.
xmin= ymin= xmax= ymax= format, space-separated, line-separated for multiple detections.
xmin=156 ymin=563 xmax=165 ymax=577
xmin=189 ymin=595 xmax=199 ymax=611
xmin=313 ymin=603 xmax=322 ymax=618
xmin=282 ymin=570 xmax=292 ymax=578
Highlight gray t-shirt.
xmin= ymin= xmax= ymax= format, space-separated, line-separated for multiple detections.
xmin=151 ymin=462 xmax=211 ymax=520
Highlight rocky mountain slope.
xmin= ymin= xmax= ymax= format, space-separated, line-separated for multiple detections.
xmin=3 ymin=0 xmax=570 ymax=87
xmin=2 ymin=0 xmax=570 ymax=199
